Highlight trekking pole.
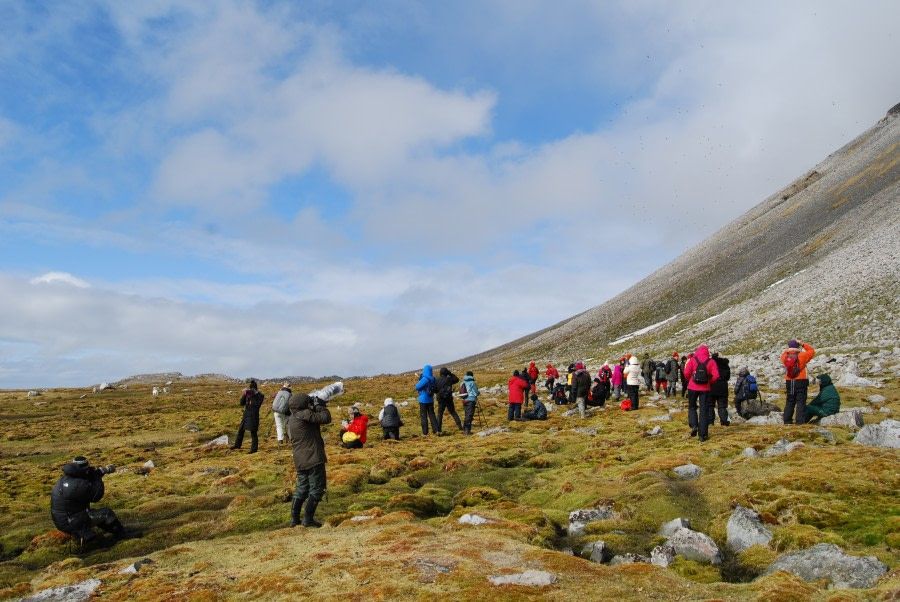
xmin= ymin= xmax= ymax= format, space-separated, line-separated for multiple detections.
xmin=476 ymin=402 xmax=487 ymax=428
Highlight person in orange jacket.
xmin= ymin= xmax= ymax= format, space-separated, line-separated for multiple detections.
xmin=781 ymin=339 xmax=815 ymax=424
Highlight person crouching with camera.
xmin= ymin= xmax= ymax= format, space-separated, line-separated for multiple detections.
xmin=287 ymin=393 xmax=332 ymax=528
xmin=50 ymin=456 xmax=142 ymax=544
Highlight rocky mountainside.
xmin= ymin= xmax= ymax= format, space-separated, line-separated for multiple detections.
xmin=462 ymin=103 xmax=900 ymax=370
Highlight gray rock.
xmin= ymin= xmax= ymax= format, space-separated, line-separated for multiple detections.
xmin=117 ymin=558 xmax=154 ymax=575
xmin=813 ymin=428 xmax=835 ymax=442
xmin=20 ymin=579 xmax=102 ymax=601
xmin=820 ymin=409 xmax=864 ymax=427
xmin=673 ymin=463 xmax=702 ymax=479
xmin=866 ymin=395 xmax=887 ymax=404
xmin=659 ymin=517 xmax=691 ymax=537
xmin=571 ymin=428 xmax=598 ymax=435
xmin=763 ymin=439 xmax=805 ymax=457
xmin=568 ymin=506 xmax=617 ymax=536
xmin=742 ymin=399 xmax=782 ymax=418
xmin=142 ymin=460 xmax=155 ymax=468
xmin=477 ymin=426 xmax=510 ymax=438
xmin=488 ymin=570 xmax=557 ymax=586
xmin=647 ymin=426 xmax=663 ymax=436
xmin=27 ymin=390 xmax=41 ymax=397
xmin=204 ymin=434 xmax=229 ymax=447
xmin=650 ymin=544 xmax=676 ymax=567
xmin=853 ymin=419 xmax=900 ymax=449
xmin=880 ymin=407 xmax=892 ymax=414
xmin=747 ymin=412 xmax=785 ymax=426
xmin=760 ymin=543 xmax=887 ymax=589
xmin=726 ymin=506 xmax=773 ymax=553
xmin=741 ymin=447 xmax=761 ymax=458
xmin=836 ymin=373 xmax=877 ymax=387
xmin=609 ymin=553 xmax=650 ymax=566
xmin=581 ymin=540 xmax=608 ymax=563
xmin=667 ymin=527 xmax=724 ymax=565
xmin=650 ymin=414 xmax=672 ymax=422
xmin=458 ymin=513 xmax=492 ymax=525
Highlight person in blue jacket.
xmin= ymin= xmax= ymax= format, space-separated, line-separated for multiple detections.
xmin=415 ymin=365 xmax=440 ymax=435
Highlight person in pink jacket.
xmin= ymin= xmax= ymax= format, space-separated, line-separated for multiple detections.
xmin=682 ymin=344 xmax=720 ymax=442
xmin=611 ymin=358 xmax=625 ymax=402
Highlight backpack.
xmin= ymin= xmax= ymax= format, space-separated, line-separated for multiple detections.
xmin=717 ymin=359 xmax=731 ymax=382
xmin=693 ymin=359 xmax=710 ymax=384
xmin=272 ymin=389 xmax=291 ymax=415
xmin=599 ymin=366 xmax=611 ymax=383
xmin=620 ymin=399 xmax=632 ymax=411
xmin=746 ymin=374 xmax=758 ymax=397
xmin=783 ymin=350 xmax=801 ymax=378
xmin=458 ymin=382 xmax=468 ymax=397
xmin=437 ymin=382 xmax=452 ymax=402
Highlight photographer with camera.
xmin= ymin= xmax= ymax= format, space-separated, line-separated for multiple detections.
xmin=287 ymin=393 xmax=332 ymax=528
xmin=50 ymin=456 xmax=142 ymax=544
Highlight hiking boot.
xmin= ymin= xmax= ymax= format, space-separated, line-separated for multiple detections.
xmin=690 ymin=428 xmax=697 ymax=437
xmin=302 ymin=498 xmax=322 ymax=528
xmin=289 ymin=497 xmax=304 ymax=528
xmin=698 ymin=435 xmax=708 ymax=442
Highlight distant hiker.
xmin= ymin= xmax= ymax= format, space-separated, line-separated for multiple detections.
xmin=665 ymin=353 xmax=680 ymax=397
xmin=545 ymin=363 xmax=560 ymax=391
xmin=378 ymin=398 xmax=402 ymax=440
xmin=460 ymin=371 xmax=480 ymax=435
xmin=566 ymin=363 xmax=576 ymax=404
xmin=640 ymin=353 xmax=655 ymax=392
xmin=781 ymin=340 xmax=816 ymax=424
xmin=683 ymin=344 xmax=720 ymax=442
xmin=590 ymin=376 xmax=605 ymax=408
xmin=708 ymin=352 xmax=731 ymax=426
xmin=623 ymin=355 xmax=642 ymax=410
xmin=231 ymin=380 xmax=264 ymax=454
xmin=551 ymin=382 xmax=568 ymax=405
xmin=434 ymin=367 xmax=463 ymax=434
xmin=340 ymin=407 xmax=369 ymax=448
xmin=597 ymin=361 xmax=613 ymax=403
xmin=679 ymin=354 xmax=690 ymax=398
xmin=288 ymin=392 xmax=332 ymax=528
xmin=415 ymin=365 xmax=440 ymax=436
xmin=733 ymin=367 xmax=755 ymax=418
xmin=572 ymin=362 xmax=591 ymax=418
xmin=805 ymin=374 xmax=841 ymax=422
xmin=50 ymin=456 xmax=142 ymax=544
xmin=521 ymin=394 xmax=548 ymax=420
xmin=654 ymin=361 xmax=667 ymax=394
xmin=508 ymin=370 xmax=530 ymax=421
xmin=271 ymin=382 xmax=293 ymax=445
xmin=611 ymin=359 xmax=625 ymax=402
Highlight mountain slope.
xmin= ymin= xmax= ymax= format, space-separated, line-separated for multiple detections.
xmin=463 ymin=103 xmax=900 ymax=367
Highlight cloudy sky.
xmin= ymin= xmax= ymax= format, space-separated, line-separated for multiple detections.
xmin=1 ymin=1 xmax=898 ymax=388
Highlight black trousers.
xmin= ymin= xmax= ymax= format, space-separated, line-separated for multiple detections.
xmin=462 ymin=401 xmax=477 ymax=433
xmin=437 ymin=397 xmax=463 ymax=431
xmin=708 ymin=389 xmax=729 ymax=425
xmin=783 ymin=379 xmax=809 ymax=424
xmin=233 ymin=425 xmax=258 ymax=452
xmin=295 ymin=463 xmax=326 ymax=502
xmin=688 ymin=389 xmax=710 ymax=438
xmin=382 ymin=426 xmax=400 ymax=440
xmin=419 ymin=403 xmax=439 ymax=435
xmin=626 ymin=384 xmax=639 ymax=409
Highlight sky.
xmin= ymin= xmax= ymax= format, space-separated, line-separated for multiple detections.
xmin=1 ymin=1 xmax=898 ymax=388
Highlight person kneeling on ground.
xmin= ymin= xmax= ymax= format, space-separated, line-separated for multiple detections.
xmin=50 ymin=456 xmax=142 ymax=544
xmin=520 ymin=394 xmax=548 ymax=420
xmin=288 ymin=393 xmax=331 ymax=528
xmin=340 ymin=407 xmax=368 ymax=448
xmin=805 ymin=374 xmax=841 ymax=423
xmin=378 ymin=398 xmax=402 ymax=440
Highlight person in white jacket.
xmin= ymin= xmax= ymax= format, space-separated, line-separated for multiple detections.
xmin=271 ymin=383 xmax=292 ymax=444
xmin=623 ymin=356 xmax=642 ymax=410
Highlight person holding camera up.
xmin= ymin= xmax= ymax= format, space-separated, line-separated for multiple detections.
xmin=50 ymin=456 xmax=142 ymax=544
xmin=287 ymin=392 xmax=332 ymax=528
xmin=231 ymin=380 xmax=264 ymax=454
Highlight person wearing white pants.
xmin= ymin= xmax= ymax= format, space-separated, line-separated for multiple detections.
xmin=272 ymin=383 xmax=293 ymax=444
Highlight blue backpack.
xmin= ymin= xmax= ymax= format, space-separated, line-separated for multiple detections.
xmin=746 ymin=374 xmax=758 ymax=397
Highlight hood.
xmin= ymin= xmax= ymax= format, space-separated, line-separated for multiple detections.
xmin=629 ymin=357 xmax=639 ymax=366
xmin=575 ymin=362 xmax=584 ymax=370
xmin=546 ymin=363 xmax=553 ymax=369
xmin=738 ymin=367 xmax=749 ymax=376
xmin=383 ymin=398 xmax=394 ymax=406
xmin=439 ymin=367 xmax=450 ymax=377
xmin=817 ymin=374 xmax=833 ymax=387
xmin=529 ymin=362 xmax=536 ymax=368
xmin=463 ymin=374 xmax=475 ymax=383
xmin=422 ymin=365 xmax=434 ymax=379
xmin=61 ymin=462 xmax=90 ymax=478
xmin=289 ymin=393 xmax=313 ymax=412
xmin=694 ymin=345 xmax=711 ymax=363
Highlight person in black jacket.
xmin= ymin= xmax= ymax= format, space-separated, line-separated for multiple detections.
xmin=520 ymin=395 xmax=548 ymax=420
xmin=434 ymin=367 xmax=462 ymax=434
xmin=708 ymin=353 xmax=731 ymax=426
xmin=378 ymin=398 xmax=402 ymax=440
xmin=231 ymin=380 xmax=264 ymax=453
xmin=50 ymin=456 xmax=141 ymax=543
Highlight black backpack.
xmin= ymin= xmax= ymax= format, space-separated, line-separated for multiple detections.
xmin=437 ymin=383 xmax=453 ymax=402
xmin=717 ymin=359 xmax=731 ymax=382
xmin=693 ymin=359 xmax=710 ymax=384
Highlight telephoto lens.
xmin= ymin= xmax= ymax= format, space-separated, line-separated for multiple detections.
xmin=100 ymin=464 xmax=116 ymax=475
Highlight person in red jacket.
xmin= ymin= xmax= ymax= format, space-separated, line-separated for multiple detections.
xmin=781 ymin=339 xmax=815 ymax=424
xmin=508 ymin=370 xmax=530 ymax=421
xmin=340 ymin=407 xmax=369 ymax=448
xmin=545 ymin=363 xmax=560 ymax=392
xmin=683 ymin=344 xmax=720 ymax=442
xmin=528 ymin=362 xmax=539 ymax=393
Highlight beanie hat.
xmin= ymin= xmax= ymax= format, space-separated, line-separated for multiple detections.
xmin=466 ymin=371 xmax=473 ymax=376
xmin=73 ymin=456 xmax=89 ymax=467
xmin=384 ymin=398 xmax=394 ymax=406
xmin=788 ymin=339 xmax=799 ymax=349
xmin=440 ymin=367 xmax=449 ymax=376
xmin=513 ymin=370 xmax=520 ymax=377
xmin=673 ymin=352 xmax=679 ymax=358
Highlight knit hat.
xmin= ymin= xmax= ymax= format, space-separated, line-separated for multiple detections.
xmin=673 ymin=352 xmax=679 ymax=358
xmin=788 ymin=339 xmax=799 ymax=349
xmin=513 ymin=370 xmax=520 ymax=377
xmin=384 ymin=398 xmax=394 ymax=406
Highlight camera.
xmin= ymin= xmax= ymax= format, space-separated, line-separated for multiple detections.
xmin=98 ymin=464 xmax=116 ymax=475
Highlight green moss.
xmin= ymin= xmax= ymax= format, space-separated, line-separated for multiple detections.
xmin=667 ymin=557 xmax=722 ymax=583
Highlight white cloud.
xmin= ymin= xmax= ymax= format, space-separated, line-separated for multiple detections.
xmin=29 ymin=272 xmax=91 ymax=288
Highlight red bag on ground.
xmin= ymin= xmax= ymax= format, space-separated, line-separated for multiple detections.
xmin=620 ymin=399 xmax=632 ymax=411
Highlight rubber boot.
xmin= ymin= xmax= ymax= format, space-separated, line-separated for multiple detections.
xmin=302 ymin=498 xmax=322 ymax=528
xmin=289 ymin=496 xmax=305 ymax=528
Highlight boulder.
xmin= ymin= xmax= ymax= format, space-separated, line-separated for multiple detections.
xmin=659 ymin=518 xmax=691 ymax=537
xmin=650 ymin=544 xmax=676 ymax=567
xmin=20 ymin=578 xmax=102 ymax=601
xmin=27 ymin=390 xmax=41 ymax=397
xmin=741 ymin=447 xmax=761 ymax=458
xmin=667 ymin=527 xmax=724 ymax=565
xmin=568 ymin=506 xmax=618 ymax=536
xmin=477 ymin=426 xmax=509 ymax=438
xmin=609 ymin=553 xmax=650 ymax=566
xmin=726 ymin=506 xmax=773 ymax=553
xmin=650 ymin=414 xmax=672 ymax=422
xmin=673 ymin=463 xmax=702 ymax=479
xmin=742 ymin=399 xmax=782 ymax=418
xmin=812 ymin=428 xmax=835 ymax=443
xmin=581 ymin=540 xmax=608 ymax=563
xmin=853 ymin=419 xmax=900 ymax=449
xmin=763 ymin=439 xmax=805 ymax=457
xmin=820 ymin=409 xmax=863 ymax=427
xmin=760 ymin=543 xmax=887 ymax=589
xmin=488 ymin=570 xmax=557 ymax=586
xmin=866 ymin=394 xmax=887 ymax=404
xmin=747 ymin=412 xmax=784 ymax=426
xmin=204 ymin=435 xmax=229 ymax=447
xmin=836 ymin=373 xmax=877 ymax=387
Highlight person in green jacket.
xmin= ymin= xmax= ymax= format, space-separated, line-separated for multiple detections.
xmin=805 ymin=374 xmax=841 ymax=422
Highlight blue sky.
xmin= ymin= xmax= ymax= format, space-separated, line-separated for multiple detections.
xmin=1 ymin=1 xmax=898 ymax=388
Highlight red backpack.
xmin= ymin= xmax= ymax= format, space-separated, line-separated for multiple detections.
xmin=620 ymin=399 xmax=632 ymax=411
xmin=783 ymin=350 xmax=801 ymax=378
